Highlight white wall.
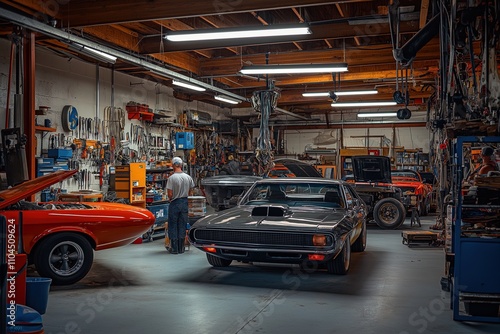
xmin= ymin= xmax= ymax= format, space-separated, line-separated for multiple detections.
xmin=283 ymin=126 xmax=431 ymax=157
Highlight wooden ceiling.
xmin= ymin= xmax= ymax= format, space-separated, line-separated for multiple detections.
xmin=0 ymin=0 xmax=441 ymax=116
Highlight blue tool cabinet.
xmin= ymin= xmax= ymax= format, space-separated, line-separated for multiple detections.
xmin=450 ymin=136 xmax=500 ymax=322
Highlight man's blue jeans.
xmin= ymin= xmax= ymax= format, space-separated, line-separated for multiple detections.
xmin=168 ymin=198 xmax=188 ymax=252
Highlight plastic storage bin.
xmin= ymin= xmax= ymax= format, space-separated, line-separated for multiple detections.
xmin=25 ymin=277 xmax=52 ymax=315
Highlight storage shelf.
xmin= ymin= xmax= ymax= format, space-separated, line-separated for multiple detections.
xmin=35 ymin=125 xmax=56 ymax=132
xmin=127 ymin=111 xmax=154 ymax=122
xmin=114 ymin=163 xmax=147 ymax=208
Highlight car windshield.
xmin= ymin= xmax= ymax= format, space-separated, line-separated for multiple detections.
xmin=391 ymin=171 xmax=420 ymax=181
xmin=243 ymin=182 xmax=344 ymax=208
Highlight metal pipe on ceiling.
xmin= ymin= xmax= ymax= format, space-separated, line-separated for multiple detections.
xmin=245 ymin=120 xmax=427 ymax=129
xmin=0 ymin=6 xmax=248 ymax=103
xmin=274 ymin=107 xmax=309 ymax=120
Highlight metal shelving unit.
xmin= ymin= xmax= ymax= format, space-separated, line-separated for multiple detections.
xmin=450 ymin=136 xmax=500 ymax=322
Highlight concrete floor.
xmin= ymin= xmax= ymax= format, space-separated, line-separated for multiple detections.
xmin=40 ymin=215 xmax=499 ymax=334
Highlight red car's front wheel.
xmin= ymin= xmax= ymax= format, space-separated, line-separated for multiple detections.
xmin=33 ymin=233 xmax=94 ymax=285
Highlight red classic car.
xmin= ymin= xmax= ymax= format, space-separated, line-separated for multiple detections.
xmin=390 ymin=169 xmax=433 ymax=215
xmin=0 ymin=170 xmax=155 ymax=285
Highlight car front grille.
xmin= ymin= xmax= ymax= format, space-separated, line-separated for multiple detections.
xmin=192 ymin=229 xmax=321 ymax=247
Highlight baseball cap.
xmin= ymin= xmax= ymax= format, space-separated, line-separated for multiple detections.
xmin=481 ymin=147 xmax=494 ymax=157
xmin=172 ymin=157 xmax=183 ymax=165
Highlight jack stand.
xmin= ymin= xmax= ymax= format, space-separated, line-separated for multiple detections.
xmin=410 ymin=207 xmax=421 ymax=227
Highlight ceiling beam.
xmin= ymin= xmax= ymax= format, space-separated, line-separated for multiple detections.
xmin=197 ymin=40 xmax=441 ymax=76
xmin=55 ymin=0 xmax=371 ymax=27
xmin=419 ymin=0 xmax=430 ymax=28
xmin=291 ymin=8 xmax=305 ymax=23
xmin=219 ymin=68 xmax=434 ymax=90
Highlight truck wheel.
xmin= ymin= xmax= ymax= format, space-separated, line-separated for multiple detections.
xmin=373 ymin=198 xmax=406 ymax=229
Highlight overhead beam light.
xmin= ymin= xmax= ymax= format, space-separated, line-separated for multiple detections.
xmin=303 ymin=90 xmax=378 ymax=97
xmin=172 ymin=80 xmax=206 ymax=92
xmin=358 ymin=112 xmax=398 ymax=118
xmin=240 ymin=63 xmax=348 ymax=75
xmin=358 ymin=112 xmax=397 ymax=118
xmin=215 ymin=95 xmax=240 ymax=105
xmin=165 ymin=24 xmax=311 ymax=42
xmin=331 ymin=101 xmax=397 ymax=107
xmin=69 ymin=43 xmax=117 ymax=64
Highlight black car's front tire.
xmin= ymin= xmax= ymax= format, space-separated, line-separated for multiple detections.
xmin=33 ymin=233 xmax=94 ymax=285
xmin=351 ymin=220 xmax=367 ymax=252
xmin=327 ymin=240 xmax=350 ymax=275
xmin=206 ymin=253 xmax=232 ymax=267
xmin=373 ymin=197 xmax=406 ymax=229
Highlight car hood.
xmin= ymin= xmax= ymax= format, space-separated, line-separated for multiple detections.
xmin=352 ymin=155 xmax=392 ymax=183
xmin=193 ymin=205 xmax=346 ymax=231
xmin=201 ymin=175 xmax=262 ymax=186
xmin=391 ymin=179 xmax=421 ymax=187
xmin=272 ymin=158 xmax=323 ymax=177
xmin=0 ymin=170 xmax=77 ymax=209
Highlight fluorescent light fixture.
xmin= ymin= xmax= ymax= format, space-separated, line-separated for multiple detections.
xmin=303 ymin=90 xmax=378 ymax=97
xmin=358 ymin=112 xmax=398 ymax=118
xmin=69 ymin=43 xmax=117 ymax=63
xmin=172 ymin=80 xmax=206 ymax=92
xmin=240 ymin=63 xmax=348 ymax=75
xmin=331 ymin=101 xmax=397 ymax=107
xmin=215 ymin=95 xmax=240 ymax=105
xmin=165 ymin=24 xmax=310 ymax=42
xmin=83 ymin=46 xmax=117 ymax=63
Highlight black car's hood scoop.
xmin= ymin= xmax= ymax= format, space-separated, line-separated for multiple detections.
xmin=352 ymin=155 xmax=392 ymax=183
xmin=252 ymin=205 xmax=290 ymax=217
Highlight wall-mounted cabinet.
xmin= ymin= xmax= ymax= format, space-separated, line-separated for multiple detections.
xmin=115 ymin=162 xmax=147 ymax=208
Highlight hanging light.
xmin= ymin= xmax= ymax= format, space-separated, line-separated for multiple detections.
xmin=331 ymin=101 xmax=397 ymax=107
xmin=303 ymin=90 xmax=378 ymax=97
xmin=357 ymin=112 xmax=398 ymax=118
xmin=165 ymin=24 xmax=311 ymax=42
xmin=240 ymin=63 xmax=348 ymax=75
xmin=68 ymin=43 xmax=117 ymax=64
xmin=215 ymin=95 xmax=240 ymax=105
xmin=172 ymin=80 xmax=206 ymax=92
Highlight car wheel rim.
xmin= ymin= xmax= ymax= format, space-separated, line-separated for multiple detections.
xmin=378 ymin=203 xmax=399 ymax=224
xmin=49 ymin=241 xmax=85 ymax=276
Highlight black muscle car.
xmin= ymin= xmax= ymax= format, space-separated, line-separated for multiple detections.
xmin=189 ymin=178 xmax=367 ymax=274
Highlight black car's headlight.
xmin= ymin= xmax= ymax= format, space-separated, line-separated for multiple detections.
xmin=312 ymin=234 xmax=333 ymax=247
